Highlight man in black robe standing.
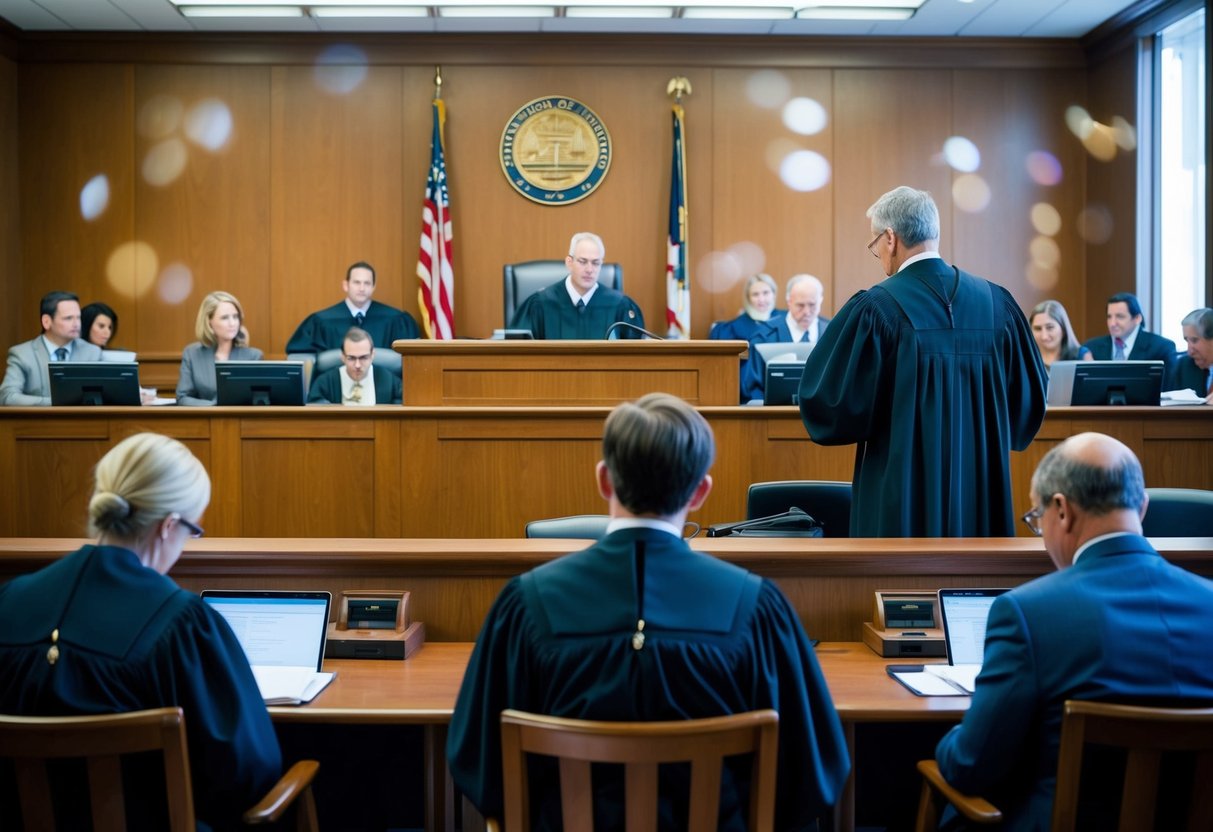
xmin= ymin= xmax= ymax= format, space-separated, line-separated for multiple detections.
xmin=286 ymin=260 xmax=419 ymax=355
xmin=448 ymin=392 xmax=849 ymax=830
xmin=799 ymin=186 xmax=1046 ymax=537
xmin=509 ymin=232 xmax=646 ymax=339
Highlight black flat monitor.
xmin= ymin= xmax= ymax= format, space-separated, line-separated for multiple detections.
xmin=49 ymin=361 xmax=141 ymax=406
xmin=215 ymin=360 xmax=305 ymax=406
xmin=1048 ymin=360 xmax=1165 ymax=406
xmin=763 ymin=361 xmax=805 ymax=406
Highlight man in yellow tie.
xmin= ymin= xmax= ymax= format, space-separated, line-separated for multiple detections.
xmin=305 ymin=327 xmax=402 ymax=406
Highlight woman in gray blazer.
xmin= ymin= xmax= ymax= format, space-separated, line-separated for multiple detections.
xmin=176 ymin=291 xmax=262 ymax=406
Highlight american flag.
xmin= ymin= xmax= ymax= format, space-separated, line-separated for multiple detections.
xmin=665 ymin=102 xmax=690 ymax=338
xmin=416 ymin=99 xmax=454 ymax=340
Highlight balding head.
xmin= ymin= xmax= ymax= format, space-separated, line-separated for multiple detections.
xmin=786 ymin=274 xmax=824 ymax=330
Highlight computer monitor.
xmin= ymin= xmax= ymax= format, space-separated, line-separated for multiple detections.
xmin=49 ymin=361 xmax=141 ymax=406
xmin=215 ymin=361 xmax=305 ymax=406
xmin=763 ymin=361 xmax=805 ymax=406
xmin=753 ymin=341 xmax=815 ymax=365
xmin=1047 ymin=360 xmax=1165 ymax=406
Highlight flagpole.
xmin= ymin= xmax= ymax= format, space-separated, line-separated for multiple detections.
xmin=665 ymin=76 xmax=691 ymax=339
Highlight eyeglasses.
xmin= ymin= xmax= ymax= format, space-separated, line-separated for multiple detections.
xmin=175 ymin=515 xmax=205 ymax=539
xmin=1020 ymin=505 xmax=1045 ymax=537
xmin=572 ymin=257 xmax=603 ymax=268
xmin=343 ymin=352 xmax=373 ymax=365
xmin=866 ymin=230 xmax=886 ymax=259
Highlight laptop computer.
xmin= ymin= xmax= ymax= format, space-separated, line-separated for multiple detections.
xmin=200 ymin=589 xmax=335 ymax=705
xmin=924 ymin=588 xmax=1008 ymax=694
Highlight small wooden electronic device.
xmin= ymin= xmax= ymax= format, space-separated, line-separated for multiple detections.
xmin=861 ymin=590 xmax=945 ymax=658
xmin=324 ymin=590 xmax=426 ymax=660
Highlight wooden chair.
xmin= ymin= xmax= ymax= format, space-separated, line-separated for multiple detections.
xmin=915 ymin=700 xmax=1213 ymax=832
xmin=0 ymin=707 xmax=320 ymax=831
xmin=492 ymin=708 xmax=778 ymax=832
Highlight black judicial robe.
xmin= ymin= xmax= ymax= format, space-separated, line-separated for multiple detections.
xmin=285 ymin=300 xmax=419 ymax=354
xmin=447 ymin=527 xmax=849 ymax=831
xmin=0 ymin=545 xmax=282 ymax=830
xmin=798 ymin=258 xmax=1046 ymax=537
xmin=508 ymin=281 xmax=646 ymax=339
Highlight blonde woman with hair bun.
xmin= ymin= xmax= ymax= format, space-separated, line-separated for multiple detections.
xmin=0 ymin=432 xmax=282 ymax=828
xmin=176 ymin=290 xmax=262 ymax=406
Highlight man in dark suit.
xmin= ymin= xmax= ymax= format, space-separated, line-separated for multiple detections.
xmin=306 ymin=327 xmax=402 ymax=405
xmin=935 ymin=432 xmax=1213 ymax=830
xmin=1082 ymin=292 xmax=1177 ymax=381
xmin=0 ymin=290 xmax=103 ymax=406
xmin=739 ymin=273 xmax=831 ymax=402
xmin=1175 ymin=307 xmax=1213 ymax=403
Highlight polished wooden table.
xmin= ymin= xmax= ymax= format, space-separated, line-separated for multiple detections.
xmin=277 ymin=641 xmax=962 ymax=832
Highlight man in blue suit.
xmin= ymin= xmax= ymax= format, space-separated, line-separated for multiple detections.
xmin=739 ymin=273 xmax=830 ymax=402
xmin=935 ymin=432 xmax=1213 ymax=830
xmin=1082 ymin=291 xmax=1177 ymax=383
xmin=1174 ymin=307 xmax=1212 ymax=402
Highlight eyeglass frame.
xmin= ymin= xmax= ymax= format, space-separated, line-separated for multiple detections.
xmin=570 ymin=256 xmax=603 ymax=269
xmin=173 ymin=514 xmax=205 ymax=539
xmin=342 ymin=350 xmax=374 ymax=365
xmin=866 ymin=229 xmax=888 ymax=259
xmin=1020 ymin=504 xmax=1046 ymax=536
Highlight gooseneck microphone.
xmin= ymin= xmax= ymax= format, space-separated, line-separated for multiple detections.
xmin=604 ymin=321 xmax=666 ymax=340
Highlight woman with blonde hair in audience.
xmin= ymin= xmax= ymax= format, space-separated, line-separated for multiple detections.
xmin=0 ymin=432 xmax=281 ymax=829
xmin=1029 ymin=299 xmax=1091 ymax=369
xmin=709 ymin=273 xmax=781 ymax=341
xmin=176 ymin=290 xmax=262 ymax=405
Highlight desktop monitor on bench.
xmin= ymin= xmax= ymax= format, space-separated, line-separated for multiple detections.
xmin=1047 ymin=360 xmax=1165 ymax=406
xmin=49 ymin=361 xmax=141 ymax=406
xmin=215 ymin=361 xmax=306 ymax=406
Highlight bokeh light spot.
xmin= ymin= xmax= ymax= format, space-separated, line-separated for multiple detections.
xmin=779 ymin=150 xmax=831 ymax=192
xmin=1029 ymin=235 xmax=1061 ymax=268
xmin=1030 ymin=203 xmax=1062 ymax=236
xmin=943 ymin=136 xmax=981 ymax=172
xmin=158 ymin=263 xmax=194 ymax=305
xmin=314 ymin=44 xmax=369 ymax=95
xmin=1077 ymin=204 xmax=1114 ymax=244
xmin=745 ymin=70 xmax=791 ymax=109
xmin=80 ymin=174 xmax=110 ymax=222
xmin=1026 ymin=151 xmax=1063 ymax=186
xmin=727 ymin=241 xmax=767 ymax=277
xmin=695 ymin=250 xmax=744 ymax=293
xmin=764 ymin=138 xmax=800 ymax=174
xmin=781 ymin=97 xmax=828 ymax=135
xmin=142 ymin=138 xmax=188 ymax=187
xmin=1082 ymin=122 xmax=1118 ymax=162
xmin=106 ymin=242 xmax=160 ymax=299
xmin=1111 ymin=116 xmax=1137 ymax=151
xmin=1025 ymin=262 xmax=1059 ymax=292
xmin=1065 ymin=105 xmax=1094 ymax=140
xmin=952 ymin=173 xmax=991 ymax=213
xmin=137 ymin=94 xmax=184 ymax=140
xmin=184 ymin=99 xmax=233 ymax=152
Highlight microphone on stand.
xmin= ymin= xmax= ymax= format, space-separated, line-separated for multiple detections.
xmin=605 ymin=321 xmax=666 ymax=340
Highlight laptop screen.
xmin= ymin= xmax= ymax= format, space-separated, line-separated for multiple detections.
xmin=938 ymin=588 xmax=1006 ymax=665
xmin=201 ymin=590 xmax=331 ymax=670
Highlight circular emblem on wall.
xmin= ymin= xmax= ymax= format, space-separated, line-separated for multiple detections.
xmin=500 ymin=96 xmax=612 ymax=205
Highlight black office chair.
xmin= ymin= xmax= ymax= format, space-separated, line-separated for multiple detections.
xmin=503 ymin=260 xmax=623 ymax=327
xmin=746 ymin=480 xmax=852 ymax=538
xmin=524 ymin=514 xmax=612 ymax=540
xmin=1142 ymin=487 xmax=1213 ymax=537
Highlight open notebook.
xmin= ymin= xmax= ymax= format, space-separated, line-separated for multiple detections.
xmin=887 ymin=588 xmax=1006 ymax=696
xmin=201 ymin=589 xmax=335 ymax=705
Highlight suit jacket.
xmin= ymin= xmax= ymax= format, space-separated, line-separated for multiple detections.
xmin=0 ymin=337 xmax=103 ymax=406
xmin=176 ymin=342 xmax=263 ymax=406
xmin=307 ymin=365 xmax=402 ymax=405
xmin=1082 ymin=329 xmax=1177 ymax=385
xmin=935 ymin=534 xmax=1213 ymax=830
xmin=739 ymin=314 xmax=831 ymax=403
xmin=1173 ymin=354 xmax=1210 ymax=397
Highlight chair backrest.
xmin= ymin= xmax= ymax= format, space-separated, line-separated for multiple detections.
xmin=1052 ymin=699 xmax=1213 ymax=831
xmin=1141 ymin=487 xmax=1213 ymax=537
xmin=499 ymin=708 xmax=778 ymax=832
xmin=0 ymin=706 xmax=195 ymax=831
xmin=746 ymin=480 xmax=852 ymax=538
xmin=503 ymin=260 xmax=623 ymax=326
xmin=524 ymin=514 xmax=612 ymax=540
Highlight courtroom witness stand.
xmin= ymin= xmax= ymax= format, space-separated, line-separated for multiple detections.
xmin=1174 ymin=307 xmax=1213 ymax=403
xmin=709 ymin=272 xmax=781 ymax=342
xmin=0 ymin=432 xmax=284 ymax=830
xmin=448 ymin=392 xmax=849 ymax=830
xmin=1081 ymin=291 xmax=1177 ymax=381
xmin=933 ymin=432 xmax=1213 ymax=830
xmin=740 ymin=273 xmax=831 ymax=402
xmin=286 ymin=260 xmax=419 ymax=356
xmin=307 ymin=327 xmax=402 ymax=406
xmin=1028 ymin=299 xmax=1091 ymax=369
xmin=176 ymin=290 xmax=262 ymax=406
xmin=507 ymin=231 xmax=646 ymax=339
xmin=81 ymin=301 xmax=120 ymax=350
xmin=0 ymin=290 xmax=102 ymax=406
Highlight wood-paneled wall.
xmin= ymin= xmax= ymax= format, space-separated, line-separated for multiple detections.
xmin=0 ymin=50 xmax=18 ymax=353
xmin=3 ymin=35 xmax=1106 ymax=354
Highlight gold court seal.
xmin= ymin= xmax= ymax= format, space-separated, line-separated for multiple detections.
xmin=500 ymin=96 xmax=612 ymax=205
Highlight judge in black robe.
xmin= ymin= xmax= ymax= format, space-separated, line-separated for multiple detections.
xmin=286 ymin=261 xmax=419 ymax=354
xmin=799 ymin=186 xmax=1047 ymax=537
xmin=448 ymin=393 xmax=849 ymax=830
xmin=510 ymin=279 xmax=646 ymax=340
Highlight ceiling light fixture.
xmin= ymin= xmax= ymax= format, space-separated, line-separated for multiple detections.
xmin=795 ymin=7 xmax=915 ymax=20
xmin=178 ymin=5 xmax=304 ymax=16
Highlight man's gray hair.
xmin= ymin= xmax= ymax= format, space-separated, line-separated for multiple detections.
xmin=1031 ymin=441 xmax=1146 ymax=516
xmin=568 ymin=232 xmax=605 ymax=259
xmin=1181 ymin=307 xmax=1213 ymax=339
xmin=786 ymin=273 xmax=823 ymax=300
xmin=866 ymin=186 xmax=940 ymax=247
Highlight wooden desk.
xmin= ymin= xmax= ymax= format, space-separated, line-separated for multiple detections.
xmin=394 ymin=339 xmax=747 ymax=406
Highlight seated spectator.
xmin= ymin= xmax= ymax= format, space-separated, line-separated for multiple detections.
xmin=1029 ymin=299 xmax=1091 ymax=369
xmin=448 ymin=392 xmax=849 ymax=829
xmin=307 ymin=327 xmax=402 ymax=406
xmin=709 ymin=273 xmax=780 ymax=341
xmin=287 ymin=261 xmax=419 ymax=355
xmin=0 ymin=432 xmax=282 ymax=829
xmin=0 ymin=290 xmax=102 ymax=406
xmin=81 ymin=302 xmax=119 ymax=350
xmin=740 ymin=274 xmax=829 ymax=402
xmin=177 ymin=291 xmax=262 ymax=406
xmin=1175 ymin=307 xmax=1213 ymax=402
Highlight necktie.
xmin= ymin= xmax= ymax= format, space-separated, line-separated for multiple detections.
xmin=54 ymin=347 xmax=67 ymax=361
xmin=348 ymin=383 xmax=362 ymax=404
xmin=576 ymin=299 xmax=585 ymax=314
xmin=1113 ymin=337 xmax=1125 ymax=360
xmin=799 ymin=331 xmax=810 ymax=344
xmin=355 ymin=311 xmax=365 ymax=327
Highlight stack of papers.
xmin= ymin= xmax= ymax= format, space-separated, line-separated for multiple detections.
xmin=1160 ymin=389 xmax=1207 ymax=406
xmin=887 ymin=664 xmax=977 ymax=696
xmin=252 ymin=667 xmax=335 ymax=706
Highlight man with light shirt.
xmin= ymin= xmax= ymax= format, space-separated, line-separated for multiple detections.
xmin=934 ymin=432 xmax=1213 ymax=830
xmin=306 ymin=328 xmax=402 ymax=406
xmin=740 ymin=273 xmax=830 ymax=402
xmin=286 ymin=261 xmax=419 ymax=355
xmin=0 ymin=290 xmax=103 ymax=406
